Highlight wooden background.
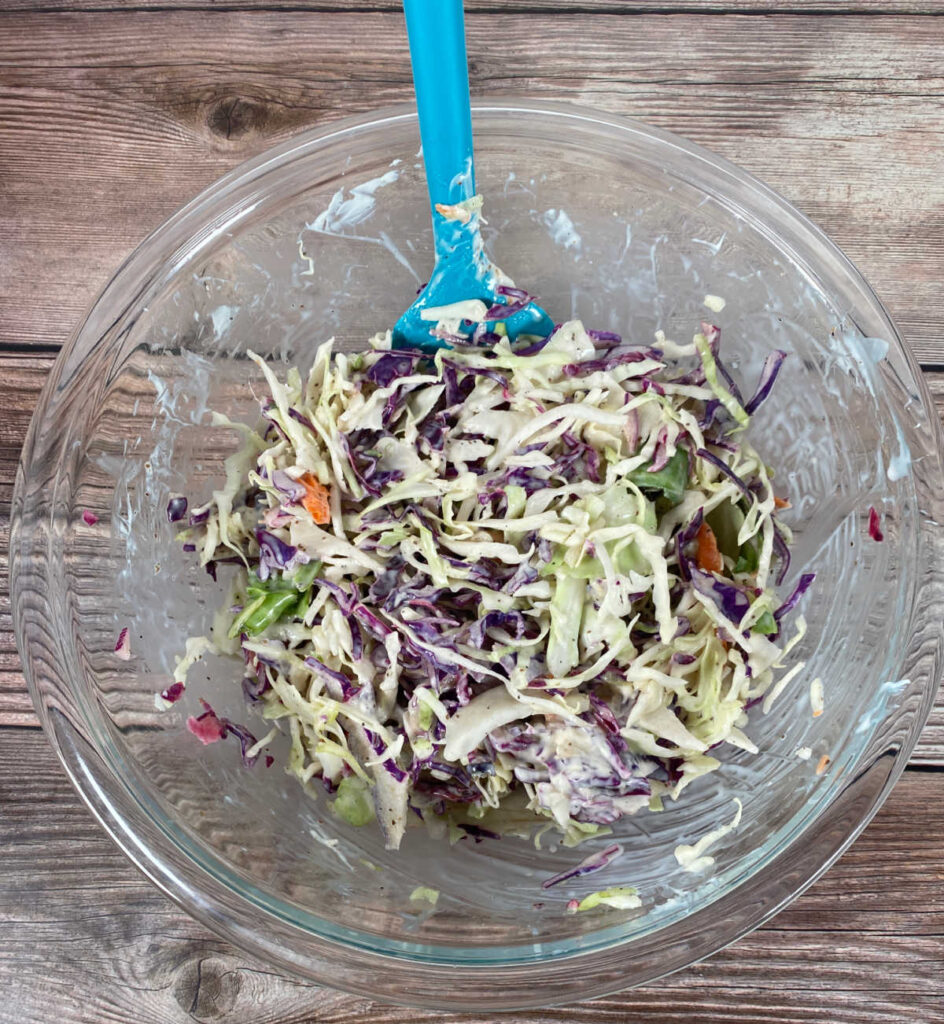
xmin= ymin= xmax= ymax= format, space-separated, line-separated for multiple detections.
xmin=2 ymin=1 xmax=943 ymax=1022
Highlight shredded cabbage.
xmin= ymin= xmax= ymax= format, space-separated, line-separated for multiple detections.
xmin=409 ymin=885 xmax=441 ymax=905
xmin=170 ymin=314 xmax=812 ymax=852
xmin=674 ymin=797 xmax=743 ymax=873
xmin=574 ymin=886 xmax=641 ymax=912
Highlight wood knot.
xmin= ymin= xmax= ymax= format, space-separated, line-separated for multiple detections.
xmin=206 ymin=96 xmax=267 ymax=139
xmin=173 ymin=955 xmax=241 ymax=1020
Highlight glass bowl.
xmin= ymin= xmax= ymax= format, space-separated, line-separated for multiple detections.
xmin=11 ymin=100 xmax=944 ymax=1010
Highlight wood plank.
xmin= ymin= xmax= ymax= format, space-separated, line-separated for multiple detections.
xmin=0 ymin=355 xmax=54 ymax=727
xmin=0 ymin=12 xmax=942 ymax=357
xmin=4 ymin=361 xmax=944 ymax=763
xmin=0 ymin=727 xmax=941 ymax=1024
xmin=918 ymin=376 xmax=944 ymax=764
xmin=3 ymin=1 xmax=943 ymax=13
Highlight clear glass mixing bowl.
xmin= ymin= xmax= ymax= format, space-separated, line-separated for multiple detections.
xmin=12 ymin=101 xmax=944 ymax=1010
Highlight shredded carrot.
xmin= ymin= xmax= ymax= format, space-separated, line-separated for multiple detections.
xmin=298 ymin=473 xmax=331 ymax=525
xmin=774 ymin=496 xmax=790 ymax=509
xmin=815 ymin=754 xmax=831 ymax=776
xmin=696 ymin=521 xmax=723 ymax=574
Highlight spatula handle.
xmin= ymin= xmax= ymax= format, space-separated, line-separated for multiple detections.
xmin=403 ymin=0 xmax=476 ymax=211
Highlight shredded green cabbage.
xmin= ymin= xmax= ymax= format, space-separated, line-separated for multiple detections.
xmin=574 ymin=886 xmax=641 ymax=912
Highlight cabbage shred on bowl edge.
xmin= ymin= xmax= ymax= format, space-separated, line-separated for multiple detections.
xmin=166 ymin=309 xmax=812 ymax=852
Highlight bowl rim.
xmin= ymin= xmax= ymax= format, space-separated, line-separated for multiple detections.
xmin=12 ymin=97 xmax=944 ymax=1010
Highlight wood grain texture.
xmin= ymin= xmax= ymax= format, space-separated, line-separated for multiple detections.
xmin=0 ymin=728 xmax=941 ymax=1024
xmin=0 ymin=355 xmax=54 ymax=726
xmin=4 ymin=1 xmax=944 ymax=12
xmin=1 ymin=11 xmax=943 ymax=357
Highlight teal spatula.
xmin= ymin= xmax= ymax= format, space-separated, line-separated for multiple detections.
xmin=393 ymin=0 xmax=554 ymax=351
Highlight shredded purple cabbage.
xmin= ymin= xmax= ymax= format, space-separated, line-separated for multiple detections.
xmin=690 ymin=566 xmax=751 ymax=623
xmin=541 ymin=842 xmax=623 ymax=889
xmin=868 ymin=506 xmax=884 ymax=542
xmin=774 ymin=572 xmax=816 ymax=623
xmin=745 ymin=350 xmax=788 ymax=415
xmin=166 ymin=496 xmax=188 ymax=523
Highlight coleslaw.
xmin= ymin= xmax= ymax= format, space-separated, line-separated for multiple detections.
xmin=168 ymin=310 xmax=813 ymax=851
